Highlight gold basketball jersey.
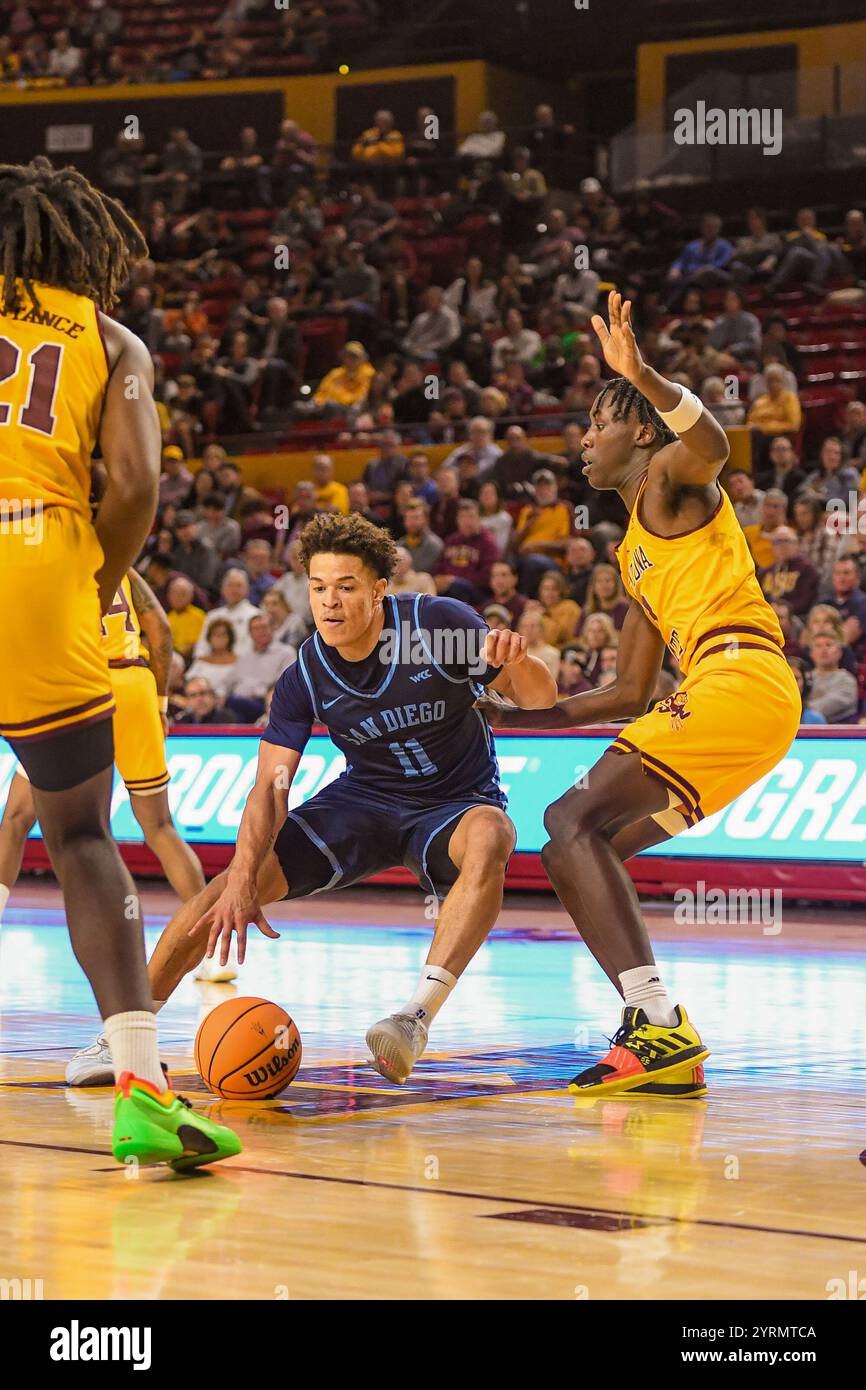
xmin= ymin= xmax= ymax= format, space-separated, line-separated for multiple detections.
xmin=101 ymin=573 xmax=146 ymax=667
xmin=0 ymin=277 xmax=109 ymax=518
xmin=617 ymin=479 xmax=784 ymax=674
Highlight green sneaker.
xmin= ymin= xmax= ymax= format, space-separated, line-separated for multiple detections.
xmin=112 ymin=1073 xmax=242 ymax=1171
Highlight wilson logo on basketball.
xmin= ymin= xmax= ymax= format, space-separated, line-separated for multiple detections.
xmin=244 ymin=1046 xmax=298 ymax=1088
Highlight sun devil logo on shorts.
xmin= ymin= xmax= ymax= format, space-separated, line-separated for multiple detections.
xmin=655 ymin=691 xmax=690 ymax=731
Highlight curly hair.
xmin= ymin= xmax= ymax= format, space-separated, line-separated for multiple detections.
xmin=594 ymin=376 xmax=677 ymax=448
xmin=297 ymin=511 xmax=397 ymax=580
xmin=0 ymin=156 xmax=147 ymax=314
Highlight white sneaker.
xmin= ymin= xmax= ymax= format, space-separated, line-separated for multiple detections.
xmin=193 ymin=949 xmax=238 ymax=984
xmin=365 ymin=1013 xmax=429 ymax=1085
xmin=65 ymin=1034 xmax=114 ymax=1087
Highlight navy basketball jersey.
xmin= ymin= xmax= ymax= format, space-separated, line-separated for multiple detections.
xmin=263 ymin=592 xmax=505 ymax=805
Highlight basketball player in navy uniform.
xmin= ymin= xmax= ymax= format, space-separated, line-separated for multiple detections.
xmin=67 ymin=513 xmax=556 ymax=1086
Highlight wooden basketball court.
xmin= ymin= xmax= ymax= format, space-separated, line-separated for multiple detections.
xmin=2 ymin=882 xmax=865 ymax=1301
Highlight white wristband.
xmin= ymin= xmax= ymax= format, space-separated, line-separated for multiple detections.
xmin=658 ymin=386 xmax=703 ymax=434
xmin=157 ymin=697 xmax=169 ymax=714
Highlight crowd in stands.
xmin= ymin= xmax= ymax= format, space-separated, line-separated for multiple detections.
xmin=6 ymin=38 xmax=856 ymax=729
xmin=0 ymin=0 xmax=370 ymax=85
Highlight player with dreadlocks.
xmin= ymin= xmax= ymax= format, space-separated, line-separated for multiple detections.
xmin=480 ymin=291 xmax=800 ymax=1097
xmin=0 ymin=158 xmax=240 ymax=1169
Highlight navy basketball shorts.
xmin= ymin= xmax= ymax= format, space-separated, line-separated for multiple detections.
xmin=273 ymin=777 xmax=509 ymax=901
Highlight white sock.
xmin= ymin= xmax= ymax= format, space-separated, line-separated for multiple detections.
xmin=618 ymin=965 xmax=677 ymax=1027
xmin=0 ymin=884 xmax=9 ymax=923
xmin=399 ymin=964 xmax=457 ymax=1027
xmin=103 ymin=1011 xmax=165 ymax=1091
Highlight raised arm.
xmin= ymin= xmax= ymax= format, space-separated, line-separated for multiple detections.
xmin=197 ymin=738 xmax=301 ymax=964
xmin=479 ymin=600 xmax=664 ymax=729
xmin=96 ymin=317 xmax=161 ymax=613
xmin=593 ymin=291 xmax=730 ymax=485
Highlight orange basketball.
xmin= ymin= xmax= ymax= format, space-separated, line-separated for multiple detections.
xmin=195 ymin=996 xmax=302 ymax=1100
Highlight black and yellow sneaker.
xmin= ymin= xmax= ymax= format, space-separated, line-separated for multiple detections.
xmin=568 ymin=1006 xmax=709 ymax=1097
xmin=630 ymin=1064 xmax=707 ymax=1099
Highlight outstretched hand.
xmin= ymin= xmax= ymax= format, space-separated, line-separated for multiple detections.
xmin=190 ymin=878 xmax=280 ymax=967
xmin=591 ymin=290 xmax=645 ymax=383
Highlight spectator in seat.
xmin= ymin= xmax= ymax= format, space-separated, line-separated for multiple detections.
xmin=537 ymin=569 xmax=581 ymax=649
xmin=327 ymin=242 xmax=381 ymax=346
xmin=170 ymin=510 xmax=220 ymax=596
xmin=771 ymin=600 xmax=807 ymax=660
xmin=254 ymin=296 xmax=298 ymax=414
xmin=443 ymin=256 xmax=498 ymax=324
xmin=212 ymin=331 xmax=260 ymax=433
xmin=457 ymin=110 xmax=506 ymax=165
xmin=215 ymin=459 xmax=262 ymax=522
xmin=399 ymin=498 xmax=443 ymax=575
xmin=219 ymin=125 xmax=267 ymax=201
xmin=728 ymin=206 xmax=783 ymax=283
xmin=524 ymin=103 xmax=576 ymax=181
xmin=563 ymin=536 xmax=597 ymax=607
xmin=763 ymin=435 xmax=807 ymax=502
xmin=707 ymin=288 xmax=762 ymax=365
xmin=174 ymin=677 xmax=238 ymax=726
xmin=575 ymin=611 xmax=617 ymax=684
xmin=513 ymin=468 xmax=573 ymax=593
xmin=47 ymin=28 xmax=83 ymax=82
xmin=477 ymin=478 xmax=513 ymax=557
xmin=767 ymin=207 xmax=838 ymax=298
xmin=388 ymin=546 xmax=437 ymax=597
xmin=311 ymin=453 xmax=349 ymax=514
xmin=261 ymin=588 xmax=306 ymax=647
xmin=362 ymin=429 xmax=409 ymax=508
xmin=165 ymin=576 xmax=206 ymax=661
xmin=758 ymin=527 xmax=819 ymax=616
xmin=842 ymin=400 xmax=866 ymax=469
xmin=803 ymin=437 xmax=861 ymax=507
xmin=726 ymin=468 xmax=765 ymax=528
xmin=194 ymin=567 xmax=259 ymax=658
xmin=492 ymin=308 xmax=543 ymax=372
xmin=151 ymin=128 xmax=203 ymax=213
xmin=444 ymin=416 xmax=503 ymax=477
xmin=271 ymin=118 xmax=318 ymax=199
xmin=120 ymin=285 xmax=163 ymax=355
xmin=579 ymin=563 xmax=629 ymax=632
xmin=819 ymin=556 xmax=866 ymax=649
xmin=240 ymin=538 xmax=276 ymax=606
xmin=793 ymin=493 xmax=843 ymax=591
xmin=805 ymin=632 xmax=860 ymax=723
xmin=157 ymin=445 xmax=194 ymax=510
xmin=435 ymin=498 xmax=500 ymax=605
xmin=486 ymin=560 xmax=527 ymax=626
xmin=666 ymin=213 xmax=733 ymax=305
xmin=430 ymin=466 xmax=460 ymax=539
xmin=407 ymin=452 xmax=438 ymax=506
xmin=347 ymin=479 xmax=384 ymax=529
xmin=225 ymin=613 xmax=296 ymax=722
xmin=403 ymin=285 xmax=461 ymax=363
xmin=516 ymin=608 xmax=560 ymax=682
xmin=273 ymin=538 xmax=313 ymax=632
xmin=492 ymin=425 xmax=561 ymax=501
xmin=746 ymin=363 xmax=802 ymax=437
xmin=837 ymin=209 xmax=866 ymax=280
xmin=311 ymin=341 xmax=375 ymax=415
xmin=185 ymin=620 xmax=239 ymax=703
xmin=744 ymin=489 xmax=789 ymax=569
xmin=196 ymin=491 xmax=241 ymax=560
xmin=352 ymin=109 xmax=405 ymax=165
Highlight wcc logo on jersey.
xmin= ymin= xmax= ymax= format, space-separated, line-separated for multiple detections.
xmin=655 ymin=691 xmax=691 ymax=732
xmin=627 ymin=544 xmax=654 ymax=589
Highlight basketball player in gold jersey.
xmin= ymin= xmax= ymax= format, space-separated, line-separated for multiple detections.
xmin=482 ymin=292 xmax=801 ymax=1097
xmin=0 ymin=565 xmax=234 ymax=1081
xmin=0 ymin=158 xmax=239 ymax=1166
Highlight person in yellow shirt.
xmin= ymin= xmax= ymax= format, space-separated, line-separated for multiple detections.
xmin=312 ymin=341 xmax=375 ymax=410
xmin=746 ymin=363 xmax=802 ymax=435
xmin=351 ymin=109 xmax=405 ymax=163
xmin=312 ymin=452 xmax=349 ymax=513
xmin=165 ymin=575 xmax=206 ymax=658
xmin=742 ymin=488 xmax=789 ymax=568
xmin=514 ymin=469 xmax=573 ymax=590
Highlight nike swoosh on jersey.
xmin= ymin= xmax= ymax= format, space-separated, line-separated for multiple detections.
xmin=322 ymin=695 xmax=343 ymax=709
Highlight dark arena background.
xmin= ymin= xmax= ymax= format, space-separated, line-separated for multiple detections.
xmin=1 ymin=0 xmax=865 ymax=1346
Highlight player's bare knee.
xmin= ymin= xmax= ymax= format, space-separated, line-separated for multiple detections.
xmin=457 ymin=810 xmax=515 ymax=874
